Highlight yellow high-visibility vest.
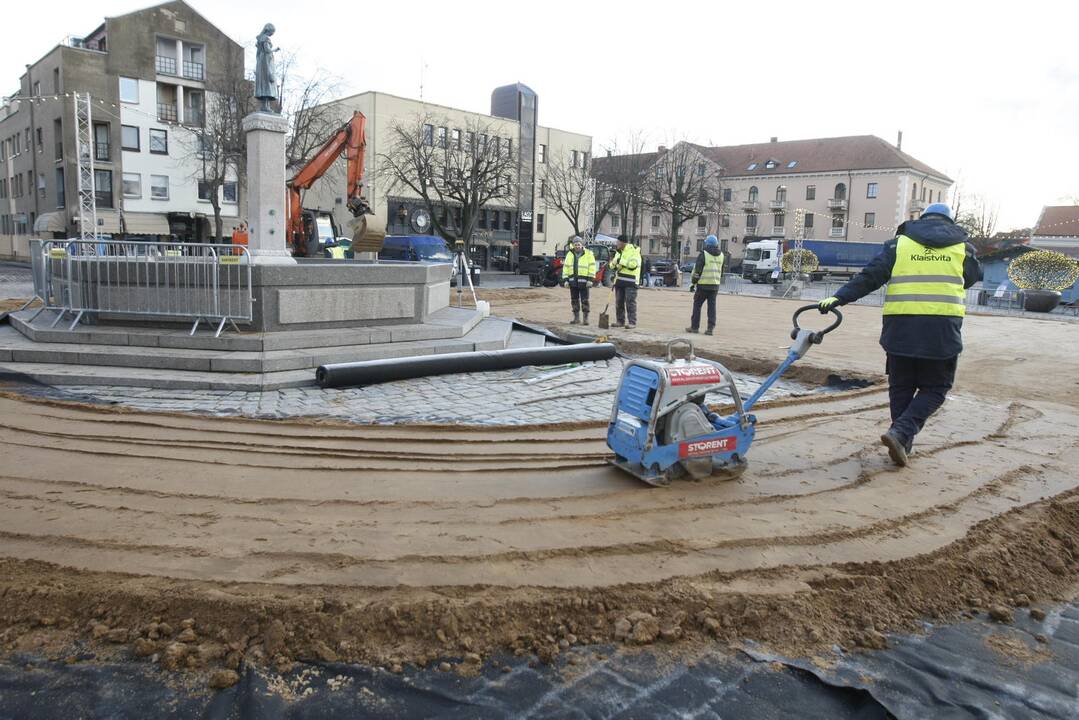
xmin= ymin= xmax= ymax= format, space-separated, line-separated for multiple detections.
xmin=610 ymin=244 xmax=642 ymax=284
xmin=696 ymin=252 xmax=724 ymax=285
xmin=562 ymin=249 xmax=597 ymax=282
xmin=883 ymin=235 xmax=966 ymax=317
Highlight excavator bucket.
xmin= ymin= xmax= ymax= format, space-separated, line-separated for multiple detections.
xmin=350 ymin=214 xmax=387 ymax=254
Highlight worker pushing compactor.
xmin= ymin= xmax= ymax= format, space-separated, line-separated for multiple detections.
xmin=818 ymin=203 xmax=982 ymax=467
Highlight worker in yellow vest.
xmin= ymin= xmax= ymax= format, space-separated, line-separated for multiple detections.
xmin=560 ymin=237 xmax=598 ymax=325
xmin=686 ymin=234 xmax=724 ymax=335
xmin=323 ymin=239 xmax=346 ymax=260
xmin=818 ymin=203 xmax=981 ymax=466
xmin=609 ymin=235 xmax=642 ymax=329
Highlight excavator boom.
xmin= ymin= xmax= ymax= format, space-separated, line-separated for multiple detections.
xmin=286 ymin=111 xmax=385 ymax=256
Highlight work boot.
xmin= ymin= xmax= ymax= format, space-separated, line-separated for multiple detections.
xmin=880 ymin=430 xmax=909 ymax=467
xmin=626 ymin=323 xmax=636 ymax=330
xmin=704 ymin=328 xmax=714 ymax=336
xmin=685 ymin=326 xmax=699 ymax=334
xmin=611 ymin=321 xmax=625 ymax=328
xmin=570 ymin=312 xmax=580 ymax=325
xmin=582 ymin=313 xmax=589 ymax=326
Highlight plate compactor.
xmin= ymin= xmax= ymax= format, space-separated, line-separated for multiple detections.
xmin=607 ymin=304 xmax=842 ymax=486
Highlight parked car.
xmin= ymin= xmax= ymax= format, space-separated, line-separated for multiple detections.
xmin=649 ymin=258 xmax=680 ymax=287
xmin=379 ymin=234 xmax=453 ymax=263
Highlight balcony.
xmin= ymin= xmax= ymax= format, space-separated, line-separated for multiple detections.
xmin=155 ymin=55 xmax=177 ymax=75
xmin=182 ymin=61 xmax=205 ymax=81
xmin=742 ymin=200 xmax=760 ymax=211
xmin=910 ymin=198 xmax=926 ymax=212
xmin=829 ymin=227 xmax=845 ymax=238
xmin=769 ymin=200 xmax=787 ymax=210
xmin=827 ymin=198 xmax=848 ymax=210
xmin=157 ymin=103 xmax=178 ymax=123
xmin=94 ymin=142 xmax=110 ymax=162
xmin=184 ymin=107 xmax=205 ymax=127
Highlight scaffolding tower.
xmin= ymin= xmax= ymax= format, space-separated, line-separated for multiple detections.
xmin=73 ymin=92 xmax=98 ymax=244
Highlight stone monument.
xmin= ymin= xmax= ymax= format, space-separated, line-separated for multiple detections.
xmin=243 ymin=23 xmax=294 ymax=265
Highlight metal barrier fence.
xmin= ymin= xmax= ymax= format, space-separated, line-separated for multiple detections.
xmin=26 ymin=240 xmax=253 ymax=337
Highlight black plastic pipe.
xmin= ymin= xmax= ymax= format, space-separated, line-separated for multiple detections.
xmin=316 ymin=343 xmax=618 ymax=388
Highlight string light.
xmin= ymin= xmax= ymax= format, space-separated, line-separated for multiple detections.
xmin=1007 ymin=250 xmax=1079 ymax=291
xmin=781 ymin=249 xmax=819 ymax=274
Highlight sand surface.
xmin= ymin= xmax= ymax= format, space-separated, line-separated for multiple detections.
xmin=2 ymin=289 xmax=1078 ymax=675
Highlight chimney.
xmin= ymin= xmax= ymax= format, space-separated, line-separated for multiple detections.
xmin=896 ymin=130 xmax=903 ymax=151
xmin=606 ymin=149 xmax=612 ymax=157
xmin=770 ymin=136 xmax=777 ymax=143
xmin=658 ymin=145 xmax=667 ymax=153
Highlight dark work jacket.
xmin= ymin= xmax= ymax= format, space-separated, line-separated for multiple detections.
xmin=692 ymin=247 xmax=723 ymax=287
xmin=833 ymin=218 xmax=982 ymax=359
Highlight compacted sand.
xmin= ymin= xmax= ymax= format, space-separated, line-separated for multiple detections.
xmin=1 ymin=289 xmax=1077 ymax=676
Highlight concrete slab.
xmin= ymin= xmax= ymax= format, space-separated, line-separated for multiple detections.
xmin=465 ymin=318 xmax=514 ymax=351
xmin=507 ymin=329 xmax=549 ymax=349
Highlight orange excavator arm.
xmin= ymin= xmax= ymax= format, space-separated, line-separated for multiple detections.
xmin=286 ymin=111 xmax=378 ymax=255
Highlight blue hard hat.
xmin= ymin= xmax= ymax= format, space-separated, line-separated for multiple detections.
xmin=921 ymin=203 xmax=954 ymax=221
xmin=704 ymin=234 xmax=719 ymax=248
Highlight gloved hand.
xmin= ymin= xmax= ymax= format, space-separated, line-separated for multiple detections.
xmin=818 ymin=296 xmax=841 ymax=313
xmin=559 ymin=279 xmax=566 ymax=287
xmin=689 ymin=284 xmax=696 ymax=292
xmin=592 ymin=280 xmax=599 ymax=287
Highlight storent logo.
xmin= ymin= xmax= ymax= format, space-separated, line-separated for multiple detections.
xmin=910 ymin=252 xmax=951 ymax=262
xmin=681 ymin=436 xmax=735 ymax=457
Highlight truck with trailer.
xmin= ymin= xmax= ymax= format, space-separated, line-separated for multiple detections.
xmin=741 ymin=238 xmax=882 ymax=283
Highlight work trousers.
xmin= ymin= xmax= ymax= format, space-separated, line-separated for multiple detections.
xmin=569 ymin=282 xmax=591 ymax=315
xmin=690 ymin=285 xmax=718 ymax=330
xmin=615 ymin=283 xmax=638 ymax=325
xmin=886 ymin=353 xmax=958 ymax=444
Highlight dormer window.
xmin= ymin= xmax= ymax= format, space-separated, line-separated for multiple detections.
xmin=764 ymin=159 xmax=778 ymax=169
xmin=787 ymin=160 xmax=798 ymax=168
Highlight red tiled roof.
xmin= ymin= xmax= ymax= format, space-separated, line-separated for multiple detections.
xmin=1033 ymin=205 xmax=1079 ymax=237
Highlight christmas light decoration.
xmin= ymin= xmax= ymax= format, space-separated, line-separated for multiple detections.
xmin=781 ymin=248 xmax=819 ymax=273
xmin=1007 ymin=250 xmax=1079 ymax=291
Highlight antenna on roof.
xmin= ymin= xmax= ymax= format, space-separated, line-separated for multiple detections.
xmin=419 ymin=58 xmax=427 ymax=102
xmin=896 ymin=130 xmax=903 ymax=151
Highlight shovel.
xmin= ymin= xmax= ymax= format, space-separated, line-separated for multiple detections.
xmin=597 ymin=284 xmax=616 ymax=329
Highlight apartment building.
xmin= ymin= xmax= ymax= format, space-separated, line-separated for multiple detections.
xmin=0 ymin=0 xmax=243 ymax=247
xmin=594 ymin=135 xmax=952 ymax=262
xmin=302 ymin=84 xmax=592 ymax=268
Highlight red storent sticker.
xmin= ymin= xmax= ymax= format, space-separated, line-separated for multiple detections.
xmin=667 ymin=366 xmax=725 ymax=385
xmin=679 ymin=436 xmax=736 ymax=458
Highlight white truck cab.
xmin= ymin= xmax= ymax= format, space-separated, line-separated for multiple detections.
xmin=741 ymin=240 xmax=781 ymax=284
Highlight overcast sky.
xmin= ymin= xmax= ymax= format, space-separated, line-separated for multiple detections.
xmin=7 ymin=0 xmax=1077 ymax=229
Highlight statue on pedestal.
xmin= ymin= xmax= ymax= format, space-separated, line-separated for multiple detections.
xmin=255 ymin=23 xmax=279 ymax=113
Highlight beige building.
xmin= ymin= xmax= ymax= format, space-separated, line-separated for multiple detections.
xmin=303 ymin=85 xmax=592 ymax=268
xmin=595 ymin=135 xmax=952 ymax=263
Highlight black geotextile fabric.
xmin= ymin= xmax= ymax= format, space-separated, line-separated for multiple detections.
xmin=1 ymin=604 xmax=1076 ymax=719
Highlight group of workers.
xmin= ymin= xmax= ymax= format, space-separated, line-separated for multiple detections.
xmin=559 ymin=203 xmax=982 ymax=468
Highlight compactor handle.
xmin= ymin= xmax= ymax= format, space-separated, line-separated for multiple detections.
xmin=791 ymin=304 xmax=842 ymax=343
xmin=666 ymin=338 xmax=696 ymax=363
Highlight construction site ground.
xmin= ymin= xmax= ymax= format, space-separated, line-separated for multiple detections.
xmin=2 ymin=283 xmax=1079 ymax=712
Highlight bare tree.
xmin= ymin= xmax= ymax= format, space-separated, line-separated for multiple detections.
xmin=276 ymin=51 xmax=346 ymax=172
xmin=541 ymin=149 xmax=591 ymax=237
xmin=647 ymin=142 xmax=722 ymax=259
xmin=184 ymin=51 xmax=252 ymax=242
xmin=377 ymin=113 xmax=516 ymax=250
xmin=955 ymin=193 xmax=999 ymax=239
xmin=590 ymin=132 xmax=652 ymax=242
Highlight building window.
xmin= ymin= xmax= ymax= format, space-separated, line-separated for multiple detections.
xmin=697 ymin=215 xmax=707 ymax=229
xmin=53 ymin=68 xmax=60 ymax=93
xmin=920 ymin=185 xmax=926 ymax=201
xmin=721 ymin=214 xmax=730 ymax=227
xmin=422 ymin=124 xmax=433 ymax=146
xmin=121 ymin=125 xmax=140 ymax=151
xmin=119 ymin=77 xmax=139 ymax=103
xmin=503 ymin=210 xmax=512 ymax=231
xmin=479 ymin=209 xmax=487 ymax=229
xmin=122 ymin=172 xmax=141 ymax=198
xmin=864 ymin=212 xmax=876 ymax=228
xmin=722 ymin=188 xmax=732 ymax=202
xmin=151 ymin=175 xmax=170 ymax=200
xmin=650 ymin=214 xmax=659 ymax=228
xmin=649 ymin=239 xmax=659 ymax=254
xmin=437 ymin=126 xmax=447 ymax=148
xmin=804 ymin=212 xmax=814 ymax=228
xmin=55 ymin=167 xmax=65 ymax=208
xmin=451 ymin=128 xmax=461 ymax=149
xmin=538 ymin=144 xmax=546 ymax=164
xmin=93 ymin=169 xmax=113 ymax=208
xmin=149 ymin=128 xmax=167 ymax=154
xmin=536 ymin=213 xmax=545 ymax=233
xmin=832 ymin=213 xmax=844 ymax=228
xmin=866 ymin=182 xmax=878 ymax=199
xmin=539 ymin=180 xmax=546 ymax=198
xmin=93 ymin=123 xmax=110 ymax=161
xmin=696 ymin=162 xmax=706 ymax=177
xmin=223 ymin=181 xmax=238 ymax=204
xmin=571 ymin=149 xmax=579 ymax=168
xmin=776 ymin=185 xmax=787 ymax=202
xmin=748 ymin=186 xmax=758 ymax=202
xmin=53 ymin=118 xmax=63 ymax=160
xmin=35 ymin=127 xmax=43 ymax=152
xmin=465 ymin=131 xmax=474 ymax=152
xmin=611 ymin=214 xmax=621 ymax=230
xmin=834 ymin=182 xmax=847 ymax=200
xmin=746 ymin=214 xmax=757 ymax=229
xmin=37 ymin=173 xmax=46 ymax=197
xmin=806 ymin=185 xmax=816 ymax=200
xmin=911 ymin=182 xmax=917 ymax=200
